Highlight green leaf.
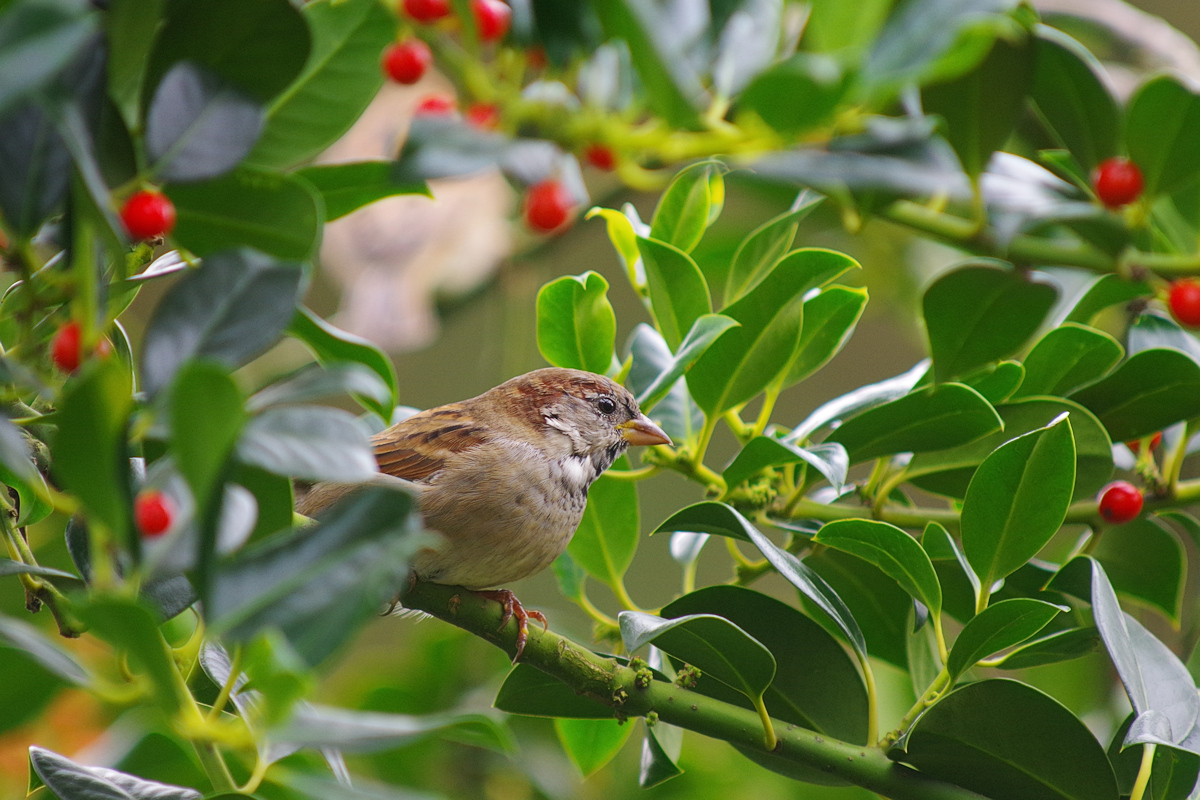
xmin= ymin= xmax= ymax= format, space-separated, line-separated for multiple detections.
xmin=963 ymin=360 xmax=1024 ymax=404
xmin=288 ymin=306 xmax=398 ymax=422
xmin=555 ymin=717 xmax=634 ymax=778
xmin=247 ymin=362 xmax=390 ymax=413
xmin=1015 ymin=323 xmax=1123 ymax=398
xmin=923 ymin=34 xmax=1036 ymax=177
xmin=640 ymin=717 xmax=683 ymax=788
xmin=961 ymin=415 xmax=1076 ymax=592
xmin=0 ymin=645 xmax=64 ymax=736
xmin=1128 ymin=313 xmax=1200 ymax=361
xmin=1062 ymin=274 xmax=1152 ymax=326
xmin=924 ymin=262 xmax=1058 ymax=382
xmin=722 ymin=437 xmax=848 ymax=493
xmin=0 ymin=559 xmax=77 ymax=582
xmin=825 ymin=382 xmax=1002 ymax=463
xmin=536 ymin=271 xmax=617 ymax=374
xmin=237 ymin=405 xmax=376 ymax=483
xmin=586 ymin=207 xmax=640 ymax=281
xmin=76 ymin=596 xmax=187 ymax=715
xmin=637 ymin=236 xmax=711 ymax=351
xmin=806 ymin=0 xmax=890 ymax=54
xmin=105 ymin=0 xmax=163 ymax=127
xmin=907 ymin=397 xmax=1112 ymax=502
xmin=141 ymin=249 xmax=306 ymax=397
xmin=1070 ymin=349 xmax=1200 ymax=443
xmin=1024 ymin=27 xmax=1119 ymax=173
xmin=0 ymin=0 xmax=96 ymax=117
xmin=804 ymin=547 xmax=912 ymax=668
xmin=568 ymin=455 xmax=638 ymax=592
xmin=209 ymin=485 xmax=429 ymax=666
xmin=245 ymin=0 xmax=392 ymax=170
xmin=1109 ymin=715 xmax=1200 ymax=799
xmin=649 ymin=162 xmax=723 ymax=253
xmin=295 ymin=160 xmax=429 ymax=221
xmin=724 ymin=192 xmax=824 ymax=304
xmin=164 ymin=167 xmax=322 ymax=259
xmin=0 ymin=418 xmax=51 ymax=525
xmin=0 ymin=613 xmax=89 ymax=685
xmin=992 ymin=626 xmax=1101 ymax=670
xmin=902 ymin=679 xmax=1119 ymax=800
xmin=1126 ymin=75 xmax=1200 ymax=198
xmin=1093 ymin=516 xmax=1186 ymax=624
xmin=272 ymin=703 xmax=511 ymax=754
xmin=946 ymin=598 xmax=1065 ymax=681
xmin=738 ymin=54 xmax=846 ymax=137
xmin=788 ymin=359 xmax=930 ymax=443
xmin=778 ymin=286 xmax=868 ymax=389
xmin=29 ymin=746 xmax=202 ymax=800
xmin=495 ymin=662 xmax=614 ymax=719
xmin=814 ymin=519 xmax=942 ymax=618
xmin=630 ymin=315 xmax=740 ymax=413
xmin=50 ymin=359 xmax=133 ymax=542
xmin=624 ymin=324 xmax=704 ymax=444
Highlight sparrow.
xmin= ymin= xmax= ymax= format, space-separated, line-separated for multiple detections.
xmin=297 ymin=367 xmax=671 ymax=659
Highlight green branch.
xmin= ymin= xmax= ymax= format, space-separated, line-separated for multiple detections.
xmin=402 ymin=581 xmax=988 ymax=800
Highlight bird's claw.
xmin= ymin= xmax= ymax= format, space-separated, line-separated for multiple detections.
xmin=476 ymin=589 xmax=547 ymax=662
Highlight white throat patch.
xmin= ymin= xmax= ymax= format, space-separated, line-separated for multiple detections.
xmin=559 ymin=455 xmax=594 ymax=493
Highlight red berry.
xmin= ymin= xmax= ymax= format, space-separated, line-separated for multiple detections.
xmin=472 ymin=0 xmax=510 ymax=42
xmin=524 ymin=180 xmax=574 ymax=233
xmin=1169 ymin=279 xmax=1200 ymax=327
xmin=382 ymin=40 xmax=431 ymax=85
xmin=403 ymin=0 xmax=450 ymax=23
xmin=120 ymin=190 xmax=176 ymax=240
xmin=414 ymin=94 xmax=456 ymax=116
xmin=1127 ymin=432 xmax=1162 ymax=454
xmin=465 ymin=102 xmax=500 ymax=129
xmin=583 ymin=143 xmax=616 ymax=171
xmin=50 ymin=321 xmax=82 ymax=373
xmin=1092 ymin=157 xmax=1144 ymax=209
xmin=135 ymin=489 xmax=175 ymax=538
xmin=1098 ymin=481 xmax=1143 ymax=524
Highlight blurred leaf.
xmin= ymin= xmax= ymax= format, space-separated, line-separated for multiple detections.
xmin=245 ymin=0 xmax=391 ymax=170
xmin=238 ymin=405 xmax=376 ymax=483
xmin=0 ymin=0 xmax=96 ymax=117
xmin=0 ymin=559 xmax=77 ymax=582
xmin=946 ymin=598 xmax=1064 ymax=680
xmin=629 ymin=315 xmax=740 ymax=413
xmin=723 ymin=192 xmax=823 ymax=304
xmin=145 ymin=61 xmax=264 ymax=183
xmin=248 ymin=363 xmax=390 ymax=413
xmin=0 ymin=613 xmax=88 ymax=685
xmin=556 ymin=717 xmax=634 ymax=778
xmin=1126 ymin=75 xmax=1200 ymax=198
xmin=77 ymin=596 xmax=187 ymax=716
xmin=0 ymin=646 xmax=65 ymax=735
xmin=495 ymin=662 xmax=614 ymax=719
xmin=1070 ymin=349 xmax=1200 ymax=443
xmin=170 ymin=360 xmax=244 ymax=531
xmin=723 ymin=437 xmax=847 ymax=493
xmin=738 ymin=54 xmax=846 ymax=137
xmin=778 ymin=285 xmax=868 ymax=389
xmin=1062 ymin=274 xmax=1152 ymax=325
xmin=637 ymin=236 xmax=711 ymax=350
xmin=392 ymin=117 xmax=562 ymax=184
xmin=924 ymin=262 xmax=1058 ymax=382
xmin=209 ymin=485 xmax=428 ymax=666
xmin=288 ymin=306 xmax=398 ymax=422
xmin=165 ymin=167 xmax=322 ymax=259
xmin=806 ymin=0 xmax=889 ymax=54
xmin=826 ymin=382 xmax=1001 ymax=463
xmin=141 ymin=248 xmax=305 ymax=397
xmin=295 ymin=161 xmax=429 ymax=221
xmin=273 ymin=703 xmax=511 ymax=753
xmin=961 ymin=415 xmax=1075 ymax=591
xmin=0 ymin=99 xmax=69 ymax=237
xmin=0 ymin=416 xmax=49 ymax=523
xmin=788 ymin=360 xmax=930 ymax=443
xmin=29 ymin=746 xmax=202 ymax=800
xmin=992 ymin=626 xmax=1101 ymax=670
xmin=1015 ymin=323 xmax=1122 ymax=398
xmin=650 ymin=162 xmax=724 ymax=253
xmin=902 ymin=679 xmax=1119 ymax=800
xmin=551 ymin=549 xmax=587 ymax=604
xmin=814 ymin=519 xmax=942 ymax=618
xmin=536 ymin=271 xmax=616 ymax=374
xmin=963 ymin=360 xmax=1024 ymax=403
xmin=1127 ymin=313 xmax=1200 ymax=362
xmin=51 ymin=359 xmax=132 ymax=543
xmin=569 ymin=455 xmax=638 ymax=592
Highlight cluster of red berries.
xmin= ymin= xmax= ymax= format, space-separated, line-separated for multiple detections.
xmin=134 ymin=489 xmax=175 ymax=538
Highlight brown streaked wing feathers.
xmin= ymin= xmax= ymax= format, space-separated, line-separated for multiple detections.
xmin=372 ymin=403 xmax=489 ymax=482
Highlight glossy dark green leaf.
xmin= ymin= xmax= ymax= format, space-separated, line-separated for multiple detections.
xmin=0 ymin=614 xmax=88 ymax=685
xmin=663 ymin=585 xmax=868 ymax=745
xmin=1015 ymin=323 xmax=1122 ymax=398
xmin=209 ymin=485 xmax=429 ymax=666
xmin=247 ymin=362 xmax=390 ymax=413
xmin=145 ymin=0 xmax=309 ymax=105
xmin=624 ymin=323 xmax=705 ymax=443
xmin=1062 ymin=274 xmax=1152 ymax=326
xmin=145 ymin=61 xmax=263 ymax=183
xmin=1109 ymin=714 xmax=1200 ymax=800
xmin=556 ymin=717 xmax=634 ymax=778
xmin=29 ymin=746 xmax=202 ymax=800
xmin=495 ymin=662 xmax=613 ymax=719
xmin=630 ymin=315 xmax=740 ymax=413
xmin=788 ymin=359 xmax=930 ymax=443
xmin=804 ymin=547 xmax=911 ymax=668
xmin=1127 ymin=313 xmax=1200 ymax=362
xmin=76 ymin=596 xmax=186 ymax=715
xmin=50 ymin=359 xmax=132 ymax=542
xmin=778 ymin=286 xmax=868 ymax=389
xmin=620 ymin=610 xmax=776 ymax=701
xmin=963 ymin=360 xmax=1024 ymax=404
xmin=723 ymin=437 xmax=847 ymax=493
xmin=637 ymin=237 xmax=711 ymax=351
xmin=649 ymin=162 xmax=722 ymax=254
xmin=1094 ymin=516 xmax=1186 ymax=623
xmin=273 ymin=703 xmax=510 ymax=753
xmin=1024 ymin=27 xmax=1118 ymax=172
xmin=142 ymin=249 xmax=305 ymax=397
xmin=294 ymin=160 xmax=429 ymax=221
xmin=993 ymin=626 xmax=1101 ymax=670
xmin=947 ymin=598 xmax=1064 ymax=680
xmin=815 ymin=519 xmax=942 ymax=618
xmin=536 ymin=271 xmax=616 ymax=375
xmin=1070 ymin=349 xmax=1200 ymax=443
xmin=1126 ymin=75 xmax=1200 ymax=198
xmin=924 ymin=263 xmax=1058 ymax=382
xmin=288 ymin=306 xmax=398 ymax=422
xmin=0 ymin=0 xmax=96 ymax=116
xmin=961 ymin=415 xmax=1075 ymax=591
xmin=902 ymin=679 xmax=1119 ymax=800
xmin=164 ymin=168 xmax=321 ymax=259
xmin=640 ymin=717 xmax=683 ymax=788
xmin=826 ymin=382 xmax=1001 ymax=463
xmin=923 ymin=35 xmax=1036 ymax=177
xmin=738 ymin=53 xmax=846 ymax=137
xmin=654 ymin=502 xmax=867 ymax=659
xmin=237 ymin=405 xmax=376 ymax=483
xmin=724 ymin=192 xmax=823 ymax=303
xmin=568 ymin=455 xmax=638 ymax=592
xmin=907 ymin=397 xmax=1112 ymax=502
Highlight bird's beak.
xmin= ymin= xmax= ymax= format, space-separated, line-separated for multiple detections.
xmin=618 ymin=414 xmax=672 ymax=447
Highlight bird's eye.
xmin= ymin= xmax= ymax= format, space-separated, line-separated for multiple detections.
xmin=596 ymin=396 xmax=617 ymax=415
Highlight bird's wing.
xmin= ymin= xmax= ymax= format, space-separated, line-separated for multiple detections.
xmin=372 ymin=404 xmax=490 ymax=482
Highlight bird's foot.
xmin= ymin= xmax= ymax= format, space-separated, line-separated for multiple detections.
xmin=475 ymin=589 xmax=547 ymax=662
